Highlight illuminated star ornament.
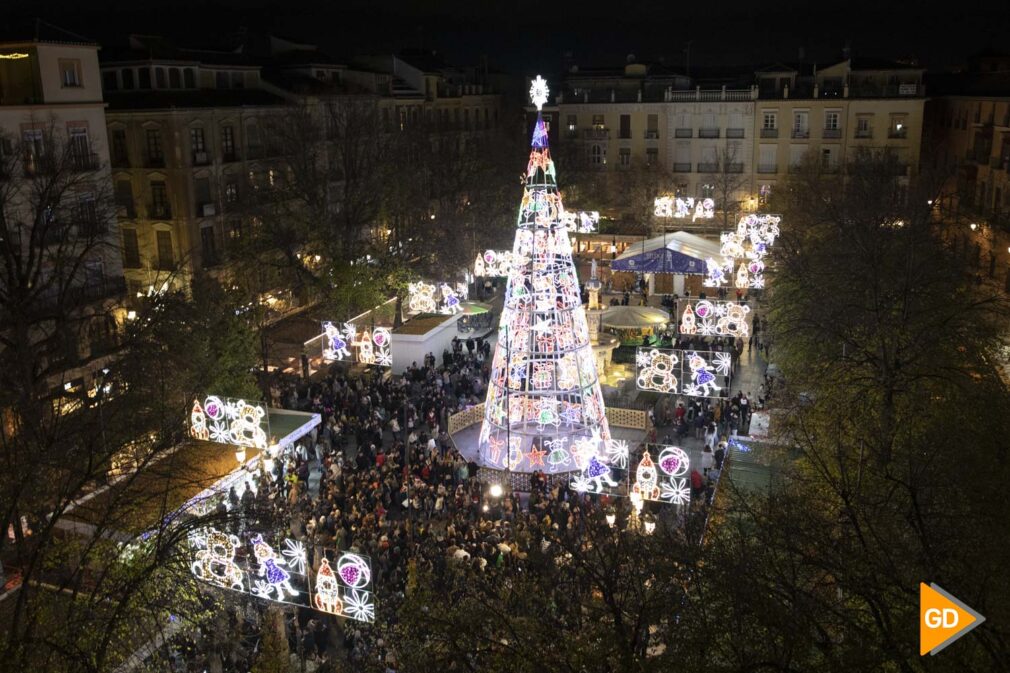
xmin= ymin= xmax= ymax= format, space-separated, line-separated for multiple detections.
xmin=529 ymin=75 xmax=550 ymax=111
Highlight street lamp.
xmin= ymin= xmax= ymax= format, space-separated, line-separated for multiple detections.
xmin=643 ymin=513 xmax=656 ymax=535
xmin=489 ymin=483 xmax=503 ymax=498
xmin=605 ymin=509 xmax=617 ymax=528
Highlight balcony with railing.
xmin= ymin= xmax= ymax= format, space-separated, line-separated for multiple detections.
xmin=725 ymin=163 xmax=745 ymax=173
xmin=698 ymin=128 xmax=720 ymax=139
xmin=791 ymin=128 xmax=810 ymax=139
xmin=757 ymin=163 xmax=778 ymax=174
xmin=582 ymin=128 xmax=610 ymax=140
xmin=822 ymin=128 xmax=842 ymax=139
xmin=672 ymin=162 xmax=692 ymax=173
xmin=887 ymin=128 xmax=908 ymax=139
xmin=855 ymin=129 xmax=873 ymax=139
xmin=192 ymin=151 xmax=211 ymax=166
xmin=726 ymin=128 xmax=745 ymax=139
xmin=644 ymin=130 xmax=660 ymax=140
xmin=760 ymin=128 xmax=779 ymax=138
xmin=697 ymin=162 xmax=718 ymax=172
xmin=674 ymin=128 xmax=692 ymax=138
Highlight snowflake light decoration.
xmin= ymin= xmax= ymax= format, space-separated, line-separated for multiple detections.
xmin=529 ymin=75 xmax=550 ymax=110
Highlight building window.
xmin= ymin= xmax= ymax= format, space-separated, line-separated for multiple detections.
xmin=228 ymin=217 xmax=242 ymax=239
xmin=155 ymin=67 xmax=166 ymax=88
xmin=184 ymin=68 xmax=195 ymax=88
xmin=567 ymin=114 xmax=577 ymax=132
xmin=856 ymin=115 xmax=873 ymax=138
xmin=145 ymin=129 xmax=164 ymax=165
xmin=138 ymin=68 xmax=151 ymax=89
xmin=121 ymin=69 xmax=135 ymax=90
xmin=190 ymin=127 xmax=207 ymax=163
xmin=221 ymin=126 xmax=235 ymax=160
xmin=821 ymin=147 xmax=834 ymax=168
xmin=231 ymin=72 xmax=243 ymax=88
xmin=216 ymin=71 xmax=228 ymax=89
xmin=22 ymin=128 xmax=46 ymax=174
xmin=591 ymin=144 xmax=603 ymax=165
xmin=59 ymin=59 xmax=82 ymax=87
xmin=110 ymin=128 xmax=128 ymax=166
xmin=169 ymin=68 xmax=181 ymax=88
xmin=201 ymin=226 xmax=219 ymax=267
xmin=103 ymin=70 xmax=118 ymax=91
xmin=825 ymin=111 xmax=840 ymax=130
xmin=592 ymin=114 xmax=605 ymax=129
xmin=115 ymin=179 xmax=134 ymax=217
xmin=793 ymin=111 xmax=809 ymax=132
xmin=619 ymin=114 xmax=631 ymax=139
xmin=156 ymin=230 xmax=174 ymax=270
xmin=889 ymin=115 xmax=908 ymax=138
xmin=150 ymin=181 xmax=169 ymax=219
xmin=225 ymin=182 xmax=238 ymax=204
xmin=68 ymin=126 xmax=91 ymax=168
xmin=647 ymin=114 xmax=659 ymax=139
xmin=700 ymin=183 xmax=715 ymax=199
xmin=122 ymin=229 xmax=141 ymax=268
xmin=646 ymin=147 xmax=658 ymax=166
xmin=762 ymin=112 xmax=777 ymax=129
xmin=758 ymin=184 xmax=771 ymax=207
xmin=619 ymin=147 xmax=631 ymax=166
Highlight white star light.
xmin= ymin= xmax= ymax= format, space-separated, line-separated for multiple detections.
xmin=530 ymin=75 xmax=550 ymax=110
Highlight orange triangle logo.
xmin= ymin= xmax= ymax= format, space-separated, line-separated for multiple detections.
xmin=920 ymin=583 xmax=985 ymax=655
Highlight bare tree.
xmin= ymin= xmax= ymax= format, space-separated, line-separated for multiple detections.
xmin=701 ymin=144 xmax=749 ymax=229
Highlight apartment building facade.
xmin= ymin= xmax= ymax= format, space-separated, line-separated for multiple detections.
xmin=543 ymin=57 xmax=927 ymax=224
xmin=752 ymin=58 xmax=926 ymax=207
xmin=924 ymin=51 xmax=1010 ymax=288
xmin=102 ymin=39 xmax=505 ymax=304
xmin=0 ymin=30 xmax=126 ymax=397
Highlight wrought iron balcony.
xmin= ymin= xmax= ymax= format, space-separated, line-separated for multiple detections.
xmin=698 ymin=128 xmax=720 ymax=139
xmin=757 ymin=163 xmax=778 ymax=174
xmin=697 ymin=162 xmax=718 ymax=172
xmin=760 ymin=128 xmax=779 ymax=138
xmin=674 ymin=128 xmax=692 ymax=138
xmin=791 ymin=129 xmax=810 ymax=139
xmin=822 ymin=128 xmax=842 ymax=139
xmin=672 ymin=162 xmax=692 ymax=173
xmin=582 ymin=128 xmax=610 ymax=140
xmin=726 ymin=128 xmax=746 ymax=138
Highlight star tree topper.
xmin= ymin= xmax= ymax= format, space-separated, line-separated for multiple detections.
xmin=530 ymin=75 xmax=549 ymax=111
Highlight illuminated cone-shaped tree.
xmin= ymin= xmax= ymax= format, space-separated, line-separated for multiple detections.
xmin=477 ymin=76 xmax=611 ymax=475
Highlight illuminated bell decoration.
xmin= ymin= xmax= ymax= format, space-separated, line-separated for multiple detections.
xmin=313 ymin=558 xmax=344 ymax=615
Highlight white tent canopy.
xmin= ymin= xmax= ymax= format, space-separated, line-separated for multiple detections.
xmin=611 ymin=231 xmax=722 ymax=274
xmin=600 ymin=305 xmax=670 ymax=329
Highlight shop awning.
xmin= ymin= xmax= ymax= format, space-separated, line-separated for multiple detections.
xmin=610 ymin=232 xmax=722 ymax=275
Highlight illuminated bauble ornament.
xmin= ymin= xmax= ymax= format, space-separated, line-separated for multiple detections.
xmin=336 ymin=553 xmax=371 ymax=589
xmin=657 ymin=446 xmax=690 ymax=477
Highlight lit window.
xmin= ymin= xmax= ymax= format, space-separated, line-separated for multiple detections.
xmin=59 ymin=59 xmax=82 ymax=87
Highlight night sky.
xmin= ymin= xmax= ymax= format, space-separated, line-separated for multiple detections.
xmin=11 ymin=0 xmax=1010 ymax=74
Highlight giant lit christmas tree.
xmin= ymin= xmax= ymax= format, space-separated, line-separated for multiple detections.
xmin=477 ymin=76 xmax=611 ymax=475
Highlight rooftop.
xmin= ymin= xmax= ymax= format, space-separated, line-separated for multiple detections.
xmin=0 ymin=18 xmax=97 ymax=46
xmin=104 ymin=88 xmax=286 ymax=110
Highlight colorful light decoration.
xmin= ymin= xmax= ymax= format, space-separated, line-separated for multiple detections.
xmin=560 ymin=209 xmax=600 ymax=233
xmin=190 ymin=529 xmax=375 ymax=622
xmin=704 ymin=214 xmax=782 ymax=289
xmin=678 ymin=300 xmax=751 ymax=338
xmin=190 ymin=396 xmax=269 ymax=449
xmin=654 ymin=196 xmax=715 ymax=221
xmin=634 ymin=445 xmax=692 ymax=505
xmin=474 ymin=249 xmax=515 ymax=277
xmin=529 ymin=75 xmax=550 ymax=110
xmin=406 ymin=281 xmax=468 ymax=315
xmin=321 ymin=322 xmax=392 ymax=367
xmin=477 ymin=77 xmax=611 ymax=474
xmin=635 ymin=348 xmax=733 ymax=399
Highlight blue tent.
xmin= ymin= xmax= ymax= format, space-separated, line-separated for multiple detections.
xmin=610 ymin=232 xmax=722 ymax=275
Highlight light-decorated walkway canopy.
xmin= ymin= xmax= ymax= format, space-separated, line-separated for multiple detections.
xmin=610 ymin=231 xmax=722 ymax=275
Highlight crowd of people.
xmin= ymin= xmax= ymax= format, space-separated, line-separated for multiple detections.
xmin=173 ymin=307 xmax=755 ymax=671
